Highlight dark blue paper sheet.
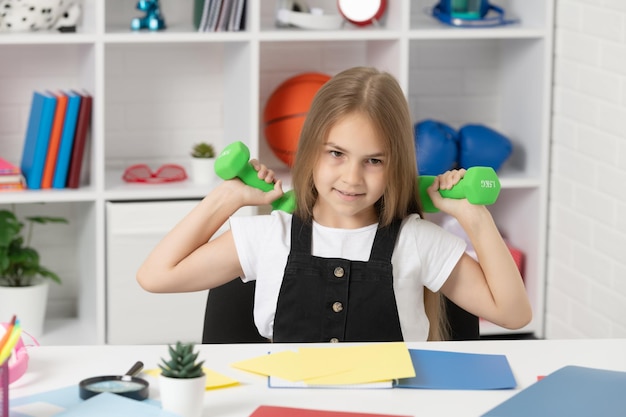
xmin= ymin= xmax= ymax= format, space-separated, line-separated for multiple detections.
xmin=395 ymin=349 xmax=517 ymax=390
xmin=482 ymin=365 xmax=626 ymax=417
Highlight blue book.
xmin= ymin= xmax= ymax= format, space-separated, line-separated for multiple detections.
xmin=52 ymin=91 xmax=82 ymax=189
xmin=20 ymin=91 xmax=58 ymax=189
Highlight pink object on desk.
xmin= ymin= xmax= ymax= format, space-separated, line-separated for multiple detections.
xmin=0 ymin=322 xmax=34 ymax=385
xmin=0 ymin=360 xmax=7 ymax=417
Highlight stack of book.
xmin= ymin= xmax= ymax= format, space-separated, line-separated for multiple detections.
xmin=195 ymin=0 xmax=246 ymax=32
xmin=20 ymin=90 xmax=93 ymax=190
xmin=0 ymin=157 xmax=25 ymax=191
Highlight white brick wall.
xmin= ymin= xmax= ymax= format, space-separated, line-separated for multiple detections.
xmin=547 ymin=0 xmax=626 ymax=338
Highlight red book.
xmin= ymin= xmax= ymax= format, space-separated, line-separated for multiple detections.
xmin=41 ymin=91 xmax=68 ymax=189
xmin=66 ymin=91 xmax=92 ymax=189
xmin=249 ymin=406 xmax=411 ymax=417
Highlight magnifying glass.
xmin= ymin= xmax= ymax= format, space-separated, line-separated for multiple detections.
xmin=79 ymin=361 xmax=150 ymax=400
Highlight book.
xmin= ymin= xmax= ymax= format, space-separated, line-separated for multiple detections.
xmin=228 ymin=0 xmax=246 ymax=31
xmin=66 ymin=90 xmax=92 ymax=189
xmin=0 ymin=157 xmax=20 ymax=175
xmin=481 ymin=365 xmax=626 ymax=417
xmin=52 ymin=90 xmax=82 ymax=189
xmin=250 ymin=406 xmax=411 ymax=417
xmin=193 ymin=0 xmax=205 ymax=30
xmin=0 ymin=183 xmax=24 ymax=192
xmin=41 ymin=91 xmax=69 ymax=189
xmin=216 ymin=0 xmax=234 ymax=31
xmin=268 ymin=376 xmax=393 ymax=389
xmin=20 ymin=91 xmax=58 ymax=189
xmin=0 ymin=157 xmax=23 ymax=184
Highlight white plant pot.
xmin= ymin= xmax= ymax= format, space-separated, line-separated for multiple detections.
xmin=159 ymin=373 xmax=206 ymax=417
xmin=0 ymin=279 xmax=49 ymax=339
xmin=191 ymin=158 xmax=215 ymax=185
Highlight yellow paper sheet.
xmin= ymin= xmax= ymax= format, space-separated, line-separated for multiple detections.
xmin=231 ymin=349 xmax=351 ymax=381
xmin=300 ymin=342 xmax=416 ymax=385
xmin=231 ymin=342 xmax=416 ymax=386
xmin=144 ymin=367 xmax=239 ymax=390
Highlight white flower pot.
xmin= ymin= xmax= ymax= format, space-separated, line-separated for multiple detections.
xmin=191 ymin=158 xmax=215 ymax=185
xmin=159 ymin=373 xmax=206 ymax=417
xmin=0 ymin=279 xmax=49 ymax=339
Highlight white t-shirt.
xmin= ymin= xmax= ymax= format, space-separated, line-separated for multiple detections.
xmin=230 ymin=211 xmax=466 ymax=341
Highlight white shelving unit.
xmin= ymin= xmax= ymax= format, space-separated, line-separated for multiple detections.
xmin=0 ymin=0 xmax=553 ymax=344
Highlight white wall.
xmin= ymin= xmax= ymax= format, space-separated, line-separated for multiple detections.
xmin=547 ymin=0 xmax=626 ymax=338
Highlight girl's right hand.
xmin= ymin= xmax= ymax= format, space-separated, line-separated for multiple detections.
xmin=222 ymin=159 xmax=285 ymax=209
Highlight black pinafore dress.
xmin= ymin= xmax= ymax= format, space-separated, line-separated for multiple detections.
xmin=272 ymin=215 xmax=404 ymax=343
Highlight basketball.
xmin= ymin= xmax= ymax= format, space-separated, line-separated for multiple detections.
xmin=263 ymin=72 xmax=331 ymax=167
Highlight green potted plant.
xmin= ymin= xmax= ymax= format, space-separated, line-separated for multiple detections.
xmin=190 ymin=142 xmax=216 ymax=185
xmin=0 ymin=208 xmax=68 ymax=337
xmin=190 ymin=142 xmax=215 ymax=159
xmin=158 ymin=341 xmax=206 ymax=417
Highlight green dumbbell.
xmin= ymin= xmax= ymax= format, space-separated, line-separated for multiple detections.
xmin=418 ymin=166 xmax=501 ymax=213
xmin=214 ymin=141 xmax=296 ymax=213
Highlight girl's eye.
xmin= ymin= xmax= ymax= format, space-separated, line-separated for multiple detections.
xmin=330 ymin=150 xmax=343 ymax=158
xmin=367 ymin=158 xmax=383 ymax=165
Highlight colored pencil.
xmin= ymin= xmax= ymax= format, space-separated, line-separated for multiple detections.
xmin=0 ymin=315 xmax=16 ymax=354
xmin=0 ymin=319 xmax=22 ymax=365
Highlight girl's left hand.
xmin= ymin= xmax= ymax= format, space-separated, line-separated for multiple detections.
xmin=426 ymin=168 xmax=479 ymax=217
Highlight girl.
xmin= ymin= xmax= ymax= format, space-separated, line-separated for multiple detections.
xmin=137 ymin=67 xmax=531 ymax=342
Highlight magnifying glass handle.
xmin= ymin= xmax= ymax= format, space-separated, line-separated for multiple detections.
xmin=125 ymin=361 xmax=144 ymax=377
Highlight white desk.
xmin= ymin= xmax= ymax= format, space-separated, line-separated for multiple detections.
xmin=8 ymin=339 xmax=626 ymax=417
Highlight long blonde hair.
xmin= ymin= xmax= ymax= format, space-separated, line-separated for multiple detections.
xmin=291 ymin=67 xmax=447 ymax=341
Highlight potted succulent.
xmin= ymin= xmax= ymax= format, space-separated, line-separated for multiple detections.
xmin=190 ymin=142 xmax=216 ymax=185
xmin=0 ymin=208 xmax=68 ymax=338
xmin=158 ymin=341 xmax=206 ymax=417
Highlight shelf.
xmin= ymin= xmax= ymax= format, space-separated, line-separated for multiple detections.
xmin=105 ymin=169 xmax=212 ymax=201
xmin=0 ymin=33 xmax=97 ymax=45
xmin=104 ymin=28 xmax=251 ymax=44
xmin=0 ymin=188 xmax=98 ymax=204
xmin=0 ymin=0 xmax=553 ymax=343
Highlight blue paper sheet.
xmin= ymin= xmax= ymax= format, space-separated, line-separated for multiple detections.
xmin=9 ymin=385 xmax=164 ymax=417
xmin=482 ymin=365 xmax=626 ymax=417
xmin=54 ymin=392 xmax=178 ymax=417
xmin=395 ymin=349 xmax=517 ymax=390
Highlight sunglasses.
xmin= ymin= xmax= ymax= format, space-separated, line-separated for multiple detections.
xmin=122 ymin=164 xmax=188 ymax=184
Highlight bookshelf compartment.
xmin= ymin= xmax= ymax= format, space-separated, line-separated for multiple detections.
xmin=0 ymin=44 xmax=95 ymax=166
xmin=105 ymin=0 xmax=197 ymax=34
xmin=104 ymin=42 xmax=226 ymax=182
xmin=258 ymin=39 xmax=401 ymax=170
xmin=0 ymin=201 xmax=98 ymax=343
xmin=408 ymin=37 xmax=549 ymax=179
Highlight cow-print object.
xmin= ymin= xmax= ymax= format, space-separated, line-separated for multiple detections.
xmin=0 ymin=0 xmax=82 ymax=32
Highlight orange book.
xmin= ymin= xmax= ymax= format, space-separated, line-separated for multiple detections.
xmin=41 ymin=91 xmax=68 ymax=189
